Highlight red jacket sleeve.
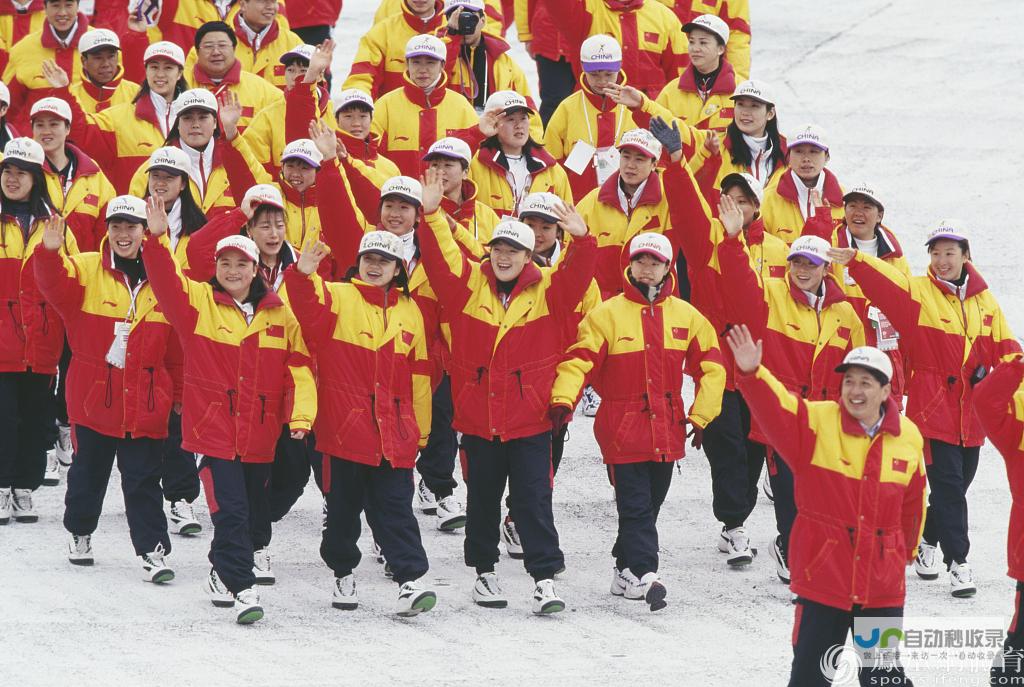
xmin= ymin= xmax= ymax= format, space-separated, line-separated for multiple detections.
xmin=282 ymin=266 xmax=336 ymax=353
xmin=845 ymin=252 xmax=921 ymax=340
xmin=663 ymin=159 xmax=715 ymax=269
xmin=735 ymin=364 xmax=813 ymax=472
xmin=975 ymin=358 xmax=1024 ymax=459
xmin=183 ymin=209 xmax=250 ymax=282
xmin=33 ymin=245 xmax=85 ymax=319
xmin=546 ymin=233 xmax=597 ymax=313
xmin=716 ymin=234 xmax=767 ymax=335
xmin=316 ymin=160 xmax=366 ymax=269
xmin=284 ymin=82 xmax=320 ymax=145
xmin=140 ymin=234 xmax=200 ymax=335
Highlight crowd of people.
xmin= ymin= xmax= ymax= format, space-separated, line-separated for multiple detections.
xmin=0 ymin=0 xmax=1022 ymax=684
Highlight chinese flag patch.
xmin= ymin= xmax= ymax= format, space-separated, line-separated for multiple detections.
xmin=719 ymin=107 xmax=735 ymax=119
xmin=83 ymin=194 xmax=99 ymax=206
xmin=642 ymin=216 xmax=661 ymax=230
xmin=837 ymin=326 xmax=851 ymax=339
xmin=265 ymin=324 xmax=284 ymax=337
xmin=672 ymin=327 xmax=689 ymax=340
xmin=644 ymin=31 xmax=659 ymax=43
xmin=891 ymin=457 xmax=909 ymax=473
xmin=984 ymin=314 xmax=994 ymax=327
xmin=402 ymin=330 xmax=414 ymax=345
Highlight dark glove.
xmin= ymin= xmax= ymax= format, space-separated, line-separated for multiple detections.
xmin=650 ymin=116 xmax=682 ymax=156
xmin=687 ymin=422 xmax=704 ymax=450
xmin=548 ymin=404 xmax=572 ymax=432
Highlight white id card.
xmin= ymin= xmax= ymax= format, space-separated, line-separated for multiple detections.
xmin=563 ymin=140 xmax=596 ymax=176
xmin=843 ymin=267 xmax=857 ymax=287
xmin=868 ymin=305 xmax=900 ymax=352
xmin=106 ymin=322 xmax=131 ymax=369
xmin=593 ymin=146 xmax=620 ymax=186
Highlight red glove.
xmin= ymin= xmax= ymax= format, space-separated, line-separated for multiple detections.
xmin=687 ymin=422 xmax=704 ymax=450
xmin=548 ymin=404 xmax=572 ymax=432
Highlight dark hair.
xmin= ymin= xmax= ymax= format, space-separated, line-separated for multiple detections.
xmin=43 ymin=0 xmax=78 ymax=5
xmin=194 ymin=21 xmax=237 ymax=50
xmin=209 ymin=270 xmax=270 ymax=305
xmin=132 ymin=72 xmax=189 ymax=104
xmin=281 ymin=56 xmax=310 ymax=70
xmin=725 ymin=108 xmax=785 ymax=170
xmin=720 ymin=177 xmax=758 ymax=206
xmin=423 ymin=154 xmax=469 ymax=171
xmin=142 ymin=173 xmax=208 ymax=237
xmin=337 ymin=102 xmax=373 ymax=116
xmin=0 ymin=162 xmax=56 ymax=219
xmin=164 ymin=114 xmax=221 ymax=146
xmin=249 ymin=205 xmax=286 ymax=226
xmin=480 ymin=133 xmax=542 ymax=156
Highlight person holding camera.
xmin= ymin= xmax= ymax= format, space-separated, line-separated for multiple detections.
xmin=829 ymin=223 xmax=1022 ymax=598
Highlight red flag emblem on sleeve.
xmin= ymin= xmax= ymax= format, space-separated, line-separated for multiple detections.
xmin=891 ymin=458 xmax=909 ymax=473
xmin=672 ymin=327 xmax=688 ymax=340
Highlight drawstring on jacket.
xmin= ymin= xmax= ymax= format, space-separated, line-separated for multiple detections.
xmin=226 ymin=389 xmax=237 ymax=416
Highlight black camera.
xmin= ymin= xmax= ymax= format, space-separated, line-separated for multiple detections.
xmin=452 ymin=10 xmax=481 ymax=35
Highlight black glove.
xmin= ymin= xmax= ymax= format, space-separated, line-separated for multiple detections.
xmin=650 ymin=116 xmax=682 ymax=156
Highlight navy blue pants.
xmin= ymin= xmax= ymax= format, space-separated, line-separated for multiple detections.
xmin=416 ymin=374 xmax=459 ymax=500
xmin=536 ymin=55 xmax=575 ymax=126
xmin=0 ymin=371 xmax=55 ymax=490
xmin=161 ymin=410 xmax=200 ymax=503
xmin=703 ymin=390 xmax=766 ymax=529
xmin=462 ymin=432 xmax=563 ymax=581
xmin=921 ymin=439 xmax=980 ymax=567
xmin=770 ymin=450 xmax=797 ymax=558
xmin=992 ymin=580 xmax=1024 ymax=682
xmin=64 ymin=424 xmax=169 ymax=556
xmin=608 ymin=461 xmax=674 ymax=578
xmin=320 ymin=456 xmax=428 ymax=585
xmin=790 ymin=598 xmax=912 ymax=686
xmin=198 ymin=456 xmax=272 ymax=595
xmin=506 ymin=423 xmax=567 ymax=513
xmin=269 ymin=427 xmax=323 ymax=522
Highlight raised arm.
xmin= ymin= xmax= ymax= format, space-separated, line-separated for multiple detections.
xmin=545 ymin=203 xmax=597 ymax=313
xmin=833 ymin=249 xmax=921 ymax=339
xmin=416 ymin=171 xmax=475 ymax=312
xmin=33 ymin=216 xmax=86 ymax=318
xmin=309 ymin=120 xmax=370 ymax=267
xmin=282 ymin=240 xmax=337 ymax=352
xmin=183 ymin=207 xmax=251 ymax=282
xmin=654 ymin=117 xmax=717 ymax=268
xmin=717 ymin=233 xmax=768 ymax=334
xmin=139 ymin=197 xmax=201 ymax=334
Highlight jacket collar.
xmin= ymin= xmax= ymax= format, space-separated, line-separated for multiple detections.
xmin=481 ymin=260 xmax=542 ymax=300
xmin=597 ymin=170 xmax=663 ymax=208
xmin=479 ymin=143 xmax=557 ymax=175
xmin=776 ymin=167 xmax=843 ymax=207
xmin=440 ymin=180 xmax=480 ymax=219
xmin=677 ymin=59 xmax=737 ymax=96
xmin=280 ymin=178 xmax=316 ymax=206
xmin=401 ymin=70 xmax=450 ymax=109
xmin=212 ymin=284 xmax=284 ymax=311
xmin=621 ymin=268 xmax=675 ymax=306
xmin=40 ymin=13 xmax=88 ymax=49
xmin=192 ymin=59 xmax=243 ymax=88
xmin=786 ymin=272 xmax=848 ymax=309
xmin=400 ymin=0 xmax=444 ymax=32
xmin=352 ymin=278 xmax=400 ymax=308
xmin=78 ymin=65 xmax=127 ymax=103
xmin=836 ymin=222 xmax=903 ymax=260
xmin=579 ymin=70 xmax=626 ymax=111
xmin=337 ymin=128 xmax=382 ymax=161
xmin=43 ymin=141 xmax=100 ymax=179
xmin=744 ymin=216 xmax=767 ymax=245
xmin=927 ymin=260 xmax=988 ymax=298
xmin=99 ymin=238 xmax=145 ymax=278
xmin=840 ymin=395 xmax=903 ymax=438
xmin=232 ymin=12 xmax=281 ymax=50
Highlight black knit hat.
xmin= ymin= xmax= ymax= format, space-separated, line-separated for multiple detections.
xmin=194 ymin=21 xmax=237 ymax=50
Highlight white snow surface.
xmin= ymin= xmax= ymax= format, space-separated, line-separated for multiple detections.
xmin=4 ymin=1 xmax=1024 ymax=685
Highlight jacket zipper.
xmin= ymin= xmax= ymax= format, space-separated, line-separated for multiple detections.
xmin=258 ymin=394 xmax=267 ymax=423
xmin=226 ymin=389 xmax=236 ymax=416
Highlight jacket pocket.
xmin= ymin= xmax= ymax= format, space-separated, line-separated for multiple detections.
xmin=82 ymin=378 xmax=108 ymax=416
xmin=335 ymin=407 xmax=370 ymax=448
xmin=802 ymin=537 xmax=838 ymax=583
xmin=872 ymin=531 xmax=906 ymax=599
xmin=191 ymin=401 xmax=223 ymax=440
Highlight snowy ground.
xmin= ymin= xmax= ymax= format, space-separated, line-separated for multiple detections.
xmin=4 ymin=1 xmax=1024 ymax=685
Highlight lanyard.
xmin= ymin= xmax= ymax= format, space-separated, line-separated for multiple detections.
xmin=457 ymin=45 xmax=489 ymax=106
xmin=582 ymin=96 xmax=626 ymax=148
xmin=122 ymin=275 xmax=145 ymax=323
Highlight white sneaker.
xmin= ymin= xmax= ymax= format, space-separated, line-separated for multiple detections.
xmin=500 ymin=515 xmax=524 ymax=559
xmin=914 ymin=542 xmax=941 ymax=580
xmin=168 ymin=499 xmax=202 ymax=536
xmin=721 ymin=526 xmax=754 ymax=567
xmin=140 ymin=543 xmax=174 ymax=584
xmin=0 ymin=487 xmax=11 ymax=525
xmin=205 ymin=568 xmax=234 ymax=608
xmin=472 ymin=572 xmax=508 ymax=608
xmin=625 ymin=571 xmax=668 ymax=612
xmin=252 ymin=547 xmax=275 ymax=585
xmin=67 ymin=533 xmax=93 ymax=566
xmin=435 ymin=495 xmax=466 ymax=531
xmin=396 ymin=579 xmax=437 ymax=617
xmin=950 ymin=561 xmax=977 ymax=598
xmin=234 ymin=587 xmax=264 ymax=624
xmin=332 ymin=574 xmax=358 ymax=610
xmin=55 ymin=424 xmax=73 ymax=466
xmin=12 ymin=489 xmax=36 ymax=523
xmin=43 ymin=450 xmax=60 ymax=486
xmin=610 ymin=566 xmax=638 ymax=597
xmin=581 ymin=386 xmax=601 ymax=417
xmin=761 ymin=470 xmax=774 ymax=503
xmin=770 ymin=534 xmax=790 ymax=584
xmin=415 ymin=479 xmax=437 ymax=514
xmin=531 ymin=578 xmax=565 ymax=615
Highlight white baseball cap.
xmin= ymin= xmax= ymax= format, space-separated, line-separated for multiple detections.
xmin=924 ymin=219 xmax=969 ymax=246
xmin=279 ymin=44 xmax=315 ymax=65
xmin=617 ymin=128 xmax=662 ymax=160
xmin=215 ymin=234 xmax=259 ymax=263
xmin=280 ymin=138 xmax=324 ymax=168
xmin=789 ymin=124 xmax=829 ymax=153
xmin=721 ymin=172 xmax=764 ymax=206
xmin=843 ymin=183 xmax=884 ymax=212
xmin=106 ymin=195 xmax=148 ymax=223
xmin=484 ymin=90 xmax=534 ymax=115
xmin=444 ymin=0 xmax=485 ymax=12
xmin=172 ymin=89 xmax=218 ymax=119
xmin=835 ymin=346 xmax=894 ymax=385
xmin=423 ymin=136 xmax=472 ymax=164
xmin=488 ymin=219 xmax=535 ymax=252
xmin=405 ymin=34 xmax=446 ymax=61
xmin=78 ymin=28 xmax=120 ymax=54
xmin=2 ymin=137 xmax=45 ymax=168
xmin=144 ymin=41 xmax=186 ymax=67
xmin=580 ymin=34 xmax=622 ymax=73
xmin=787 ymin=235 xmax=831 ymax=265
xmin=30 ymin=97 xmax=72 ymax=124
xmin=0 ymin=81 xmax=9 ymax=105
xmin=380 ymin=176 xmax=423 ymax=206
xmin=146 ymin=146 xmax=192 ymax=175
xmin=242 ymin=184 xmax=285 ymax=211
xmin=730 ymin=80 xmax=774 ymax=106
xmin=683 ymin=14 xmax=729 ymax=45
xmin=333 ymin=89 xmax=374 ymax=114
xmin=628 ymin=232 xmax=673 ymax=263
xmin=358 ymin=231 xmax=404 ymax=261
xmin=518 ymin=192 xmax=563 ymax=224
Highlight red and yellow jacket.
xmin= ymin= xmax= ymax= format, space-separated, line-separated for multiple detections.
xmin=662 ymin=159 xmax=786 ymax=389
xmin=0 ymin=0 xmax=45 ymax=59
xmin=719 ymin=236 xmax=865 ymax=443
xmin=0 ymin=212 xmax=78 ymax=374
xmin=552 ymin=269 xmax=725 ymax=462
xmin=974 ymin=359 xmax=1024 ymax=581
xmin=439 ymin=180 xmax=499 ymax=253
xmin=829 ymin=224 xmax=911 ymax=403
xmin=345 ymin=0 xmax=446 ymax=100
xmin=417 ymin=207 xmax=598 ymax=440
xmin=141 ymin=232 xmax=316 ymax=462
xmin=761 ymin=168 xmax=845 ymax=245
xmin=370 ymin=73 xmax=483 ymax=178
xmin=68 ymin=67 xmax=140 ymax=116
xmin=34 ymin=243 xmax=175 ymax=439
xmin=657 ymin=0 xmax=751 ymax=80
xmin=128 ymin=139 xmax=237 ymax=218
xmin=441 ymin=31 xmax=533 ymax=112
xmin=284 ymin=268 xmax=431 ymax=468
xmin=847 ymin=253 xmax=1021 ymax=448
xmin=290 ymin=0 xmax=342 ymax=30
xmin=182 ymin=13 xmax=302 ymax=90
xmin=737 ymin=363 xmax=926 ymax=610
xmin=513 ymin=0 xmax=572 ymax=61
xmin=655 ymin=59 xmax=737 ymax=133
xmin=43 ymin=143 xmax=118 ymax=252
xmin=245 ymin=80 xmax=340 ymax=177
xmin=692 ymin=131 xmax=786 ymax=206
xmin=468 ymin=143 xmax=571 ymax=217
xmin=576 ymin=169 xmax=671 ymax=299
xmin=186 ymin=59 xmax=284 ymax=135
xmin=565 ymin=0 xmax=685 ymax=100
xmin=374 ymin=0 xmax=505 ymax=36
